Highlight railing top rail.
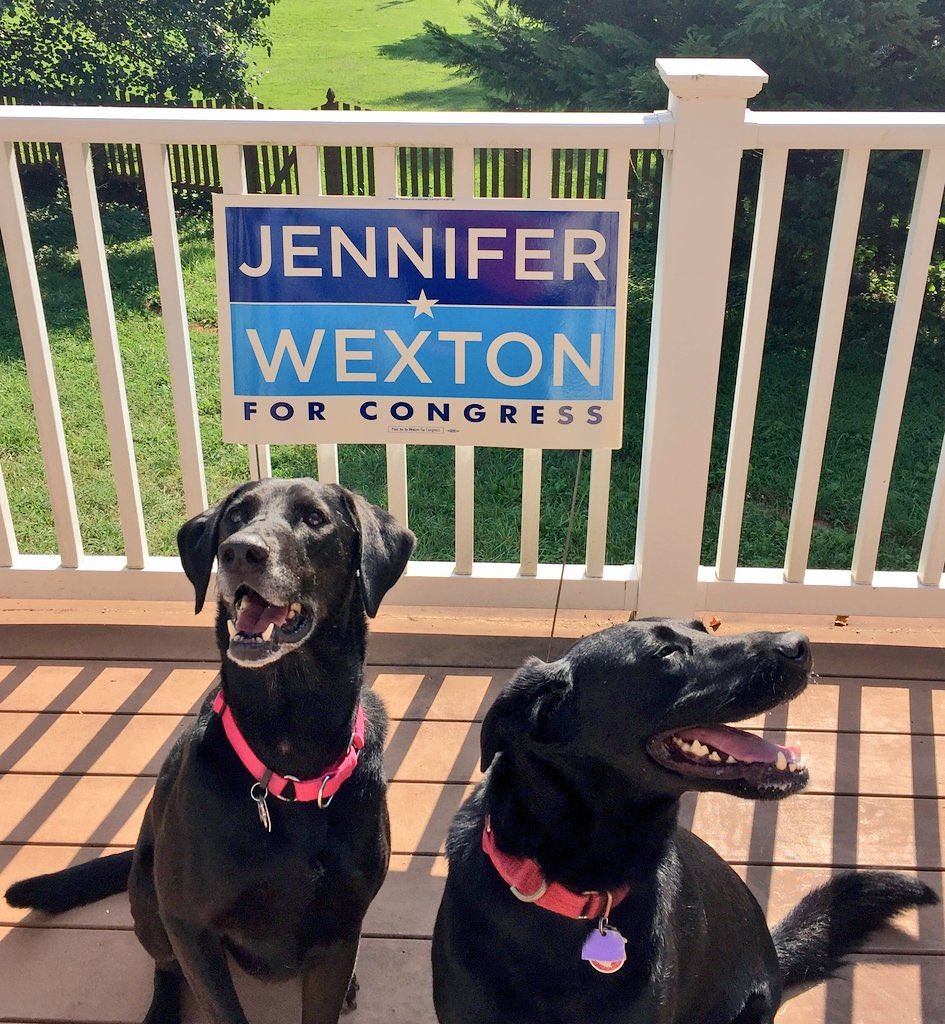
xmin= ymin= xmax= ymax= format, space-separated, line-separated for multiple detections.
xmin=746 ymin=110 xmax=945 ymax=149
xmin=0 ymin=105 xmax=670 ymax=149
xmin=9 ymin=103 xmax=945 ymax=153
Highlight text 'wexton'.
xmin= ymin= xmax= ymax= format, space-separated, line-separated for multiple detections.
xmin=245 ymin=327 xmax=602 ymax=387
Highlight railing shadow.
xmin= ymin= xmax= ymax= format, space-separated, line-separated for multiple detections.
xmin=1 ymin=646 xmax=941 ymax=1023
xmin=0 ymin=662 xmax=215 ymax=872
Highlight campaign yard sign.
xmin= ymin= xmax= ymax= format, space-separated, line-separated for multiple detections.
xmin=214 ymin=196 xmax=630 ymax=448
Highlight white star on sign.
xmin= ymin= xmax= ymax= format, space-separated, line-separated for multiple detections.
xmin=408 ymin=289 xmax=439 ymax=318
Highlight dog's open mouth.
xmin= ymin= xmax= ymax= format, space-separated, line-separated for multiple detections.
xmin=647 ymin=723 xmax=809 ymax=797
xmin=225 ymin=585 xmax=315 ymax=666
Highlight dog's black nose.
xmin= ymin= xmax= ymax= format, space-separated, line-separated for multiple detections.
xmin=220 ymin=536 xmax=270 ymax=570
xmin=774 ymin=631 xmax=811 ymax=668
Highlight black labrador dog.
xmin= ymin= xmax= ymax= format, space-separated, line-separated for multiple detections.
xmin=7 ymin=477 xmax=415 ymax=1024
xmin=432 ymin=619 xmax=938 ymax=1024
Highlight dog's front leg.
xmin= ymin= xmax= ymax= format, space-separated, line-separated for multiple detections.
xmin=301 ymin=937 xmax=360 ymax=1024
xmin=164 ymin=917 xmax=249 ymax=1024
xmin=729 ymin=991 xmax=776 ymax=1024
xmin=141 ymin=966 xmax=184 ymax=1024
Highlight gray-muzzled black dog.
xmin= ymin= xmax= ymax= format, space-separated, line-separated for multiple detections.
xmin=7 ymin=477 xmax=415 ymax=1024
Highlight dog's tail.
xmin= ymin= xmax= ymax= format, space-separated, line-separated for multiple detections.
xmin=5 ymin=850 xmax=133 ymax=914
xmin=772 ymin=870 xmax=938 ymax=991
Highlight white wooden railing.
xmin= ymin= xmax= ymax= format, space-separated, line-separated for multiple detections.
xmin=0 ymin=58 xmax=943 ymax=619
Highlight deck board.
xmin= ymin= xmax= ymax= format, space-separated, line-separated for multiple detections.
xmin=0 ymin=628 xmax=943 ymax=1023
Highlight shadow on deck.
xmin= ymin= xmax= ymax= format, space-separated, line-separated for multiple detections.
xmin=0 ymin=607 xmax=942 ymax=1023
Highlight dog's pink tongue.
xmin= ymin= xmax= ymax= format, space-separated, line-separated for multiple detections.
xmin=679 ymin=725 xmax=800 ymax=764
xmin=235 ymin=593 xmax=290 ymax=634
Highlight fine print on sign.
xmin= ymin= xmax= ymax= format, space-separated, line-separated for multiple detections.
xmin=213 ymin=196 xmax=631 ymax=448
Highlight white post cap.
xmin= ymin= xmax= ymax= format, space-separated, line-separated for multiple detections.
xmin=655 ymin=58 xmax=768 ymax=100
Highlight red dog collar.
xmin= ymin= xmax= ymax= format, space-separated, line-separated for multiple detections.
xmin=212 ymin=690 xmax=365 ymax=809
xmin=482 ymin=816 xmax=630 ymax=920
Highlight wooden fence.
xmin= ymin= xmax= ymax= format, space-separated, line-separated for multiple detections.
xmin=0 ymin=90 xmax=659 ymax=225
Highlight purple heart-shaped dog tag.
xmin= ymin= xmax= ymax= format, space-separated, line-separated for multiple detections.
xmin=581 ymin=926 xmax=627 ymax=973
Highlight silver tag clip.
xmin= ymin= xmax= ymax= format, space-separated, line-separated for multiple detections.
xmin=250 ymin=782 xmax=272 ymax=832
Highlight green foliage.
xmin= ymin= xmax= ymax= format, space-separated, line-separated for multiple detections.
xmin=423 ymin=2 xmax=945 ymax=327
xmin=424 ymin=0 xmax=945 ymax=113
xmin=424 ymin=3 xmax=579 ymax=111
xmin=0 ymin=0 xmax=276 ymax=103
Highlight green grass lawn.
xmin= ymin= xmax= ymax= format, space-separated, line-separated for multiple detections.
xmin=249 ymin=0 xmax=486 ymax=110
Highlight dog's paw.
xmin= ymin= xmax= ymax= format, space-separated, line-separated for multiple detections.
xmin=342 ymin=973 xmax=360 ymax=1013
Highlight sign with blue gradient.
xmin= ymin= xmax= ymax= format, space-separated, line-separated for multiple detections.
xmin=214 ymin=196 xmax=630 ymax=447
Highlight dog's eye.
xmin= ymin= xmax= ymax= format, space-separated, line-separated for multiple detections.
xmin=226 ymin=506 xmax=244 ymax=526
xmin=303 ymin=509 xmax=326 ymax=528
xmin=654 ymin=645 xmax=680 ymax=659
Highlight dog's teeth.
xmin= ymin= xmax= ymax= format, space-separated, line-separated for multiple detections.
xmin=261 ymin=623 xmax=275 ymax=641
xmin=681 ymin=741 xmax=693 ymax=753
xmin=726 ymin=755 xmax=737 ymax=764
xmin=690 ymin=740 xmax=709 ymax=758
xmin=776 ymin=752 xmax=788 ymax=771
xmin=673 ymin=736 xmax=684 ymax=747
xmin=708 ymin=751 xmax=721 ymax=762
xmin=788 ymin=762 xmax=797 ymax=772
xmin=227 ymin=620 xmax=236 ymax=638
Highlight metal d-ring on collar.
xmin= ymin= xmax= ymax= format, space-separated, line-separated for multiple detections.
xmin=272 ymin=772 xmax=335 ymax=808
xmin=272 ymin=774 xmax=301 ymax=803
xmin=316 ymin=773 xmax=336 ymax=810
xmin=485 ymin=815 xmax=550 ymax=902
xmin=511 ymin=876 xmax=550 ymax=903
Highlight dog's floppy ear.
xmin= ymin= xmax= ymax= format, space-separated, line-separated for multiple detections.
xmin=342 ymin=490 xmax=416 ymax=618
xmin=177 ymin=500 xmax=227 ymax=615
xmin=480 ymin=657 xmax=573 ymax=771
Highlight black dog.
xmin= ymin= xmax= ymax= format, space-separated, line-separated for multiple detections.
xmin=432 ymin=619 xmax=938 ymax=1024
xmin=7 ymin=478 xmax=415 ymax=1024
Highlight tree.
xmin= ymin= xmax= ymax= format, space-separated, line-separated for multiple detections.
xmin=0 ymin=0 xmax=275 ymax=104
xmin=424 ymin=0 xmax=945 ymax=113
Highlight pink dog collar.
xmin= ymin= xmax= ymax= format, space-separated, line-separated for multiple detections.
xmin=482 ymin=816 xmax=633 ymax=973
xmin=482 ymin=816 xmax=630 ymax=919
xmin=212 ymin=689 xmax=365 ymax=810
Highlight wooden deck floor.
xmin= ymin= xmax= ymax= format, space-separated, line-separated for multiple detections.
xmin=0 ymin=609 xmax=942 ymax=1023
